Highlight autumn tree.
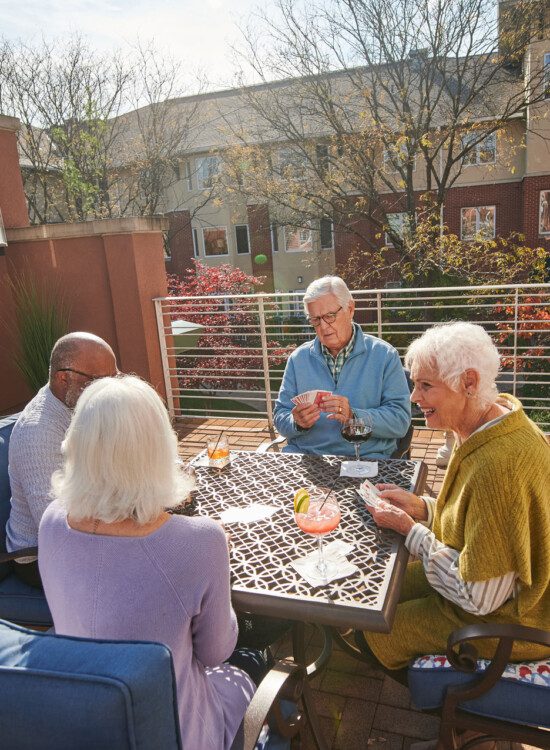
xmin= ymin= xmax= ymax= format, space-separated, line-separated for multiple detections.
xmin=0 ymin=37 xmax=210 ymax=223
xmin=220 ymin=0 xmax=550 ymax=285
xmin=168 ymin=261 xmax=292 ymax=415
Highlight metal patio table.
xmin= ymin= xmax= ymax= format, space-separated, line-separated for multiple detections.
xmin=178 ymin=450 xmax=428 ymax=749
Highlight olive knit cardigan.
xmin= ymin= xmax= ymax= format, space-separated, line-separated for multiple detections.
xmin=367 ymin=394 xmax=550 ymax=668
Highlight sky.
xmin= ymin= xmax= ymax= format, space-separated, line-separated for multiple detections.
xmin=0 ymin=0 xmax=269 ymax=93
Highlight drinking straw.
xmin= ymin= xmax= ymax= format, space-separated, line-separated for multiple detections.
xmin=318 ymin=475 xmax=339 ymax=511
xmin=210 ymin=430 xmax=224 ymax=454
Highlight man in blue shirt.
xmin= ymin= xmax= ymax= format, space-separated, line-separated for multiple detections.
xmin=274 ymin=276 xmax=411 ymax=458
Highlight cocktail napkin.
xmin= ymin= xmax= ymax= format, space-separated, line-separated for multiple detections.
xmin=291 ymin=540 xmax=358 ymax=586
xmin=219 ymin=503 xmax=278 ymax=524
xmin=339 ymin=460 xmax=378 ymax=478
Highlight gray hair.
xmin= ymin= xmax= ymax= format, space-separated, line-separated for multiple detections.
xmin=50 ymin=332 xmax=114 ymax=377
xmin=52 ymin=375 xmax=194 ymax=524
xmin=302 ymin=276 xmax=353 ymax=313
xmin=405 ymin=322 xmax=500 ymax=407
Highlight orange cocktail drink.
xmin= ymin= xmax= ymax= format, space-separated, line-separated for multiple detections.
xmin=295 ymin=501 xmax=341 ymax=535
xmin=207 ymin=436 xmax=230 ymax=469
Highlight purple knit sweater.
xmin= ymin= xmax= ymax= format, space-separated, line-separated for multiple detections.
xmin=38 ymin=501 xmax=255 ymax=750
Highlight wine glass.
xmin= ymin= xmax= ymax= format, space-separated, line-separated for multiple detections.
xmin=341 ymin=415 xmax=373 ymax=463
xmin=294 ymin=487 xmax=341 ymax=580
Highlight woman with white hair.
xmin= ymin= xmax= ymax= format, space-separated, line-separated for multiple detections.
xmin=362 ymin=322 xmax=550 ymax=673
xmin=37 ymin=375 xmax=258 ymax=750
xmin=274 ymin=275 xmax=411 ymax=457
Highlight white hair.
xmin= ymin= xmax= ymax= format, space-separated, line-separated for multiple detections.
xmin=405 ymin=322 xmax=500 ymax=407
xmin=52 ymin=375 xmax=194 ymax=524
xmin=302 ymin=276 xmax=353 ymax=313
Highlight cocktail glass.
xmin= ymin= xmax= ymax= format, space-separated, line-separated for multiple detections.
xmin=294 ymin=487 xmax=341 ymax=580
xmin=341 ymin=416 xmax=373 ymax=463
xmin=207 ymin=436 xmax=230 ymax=469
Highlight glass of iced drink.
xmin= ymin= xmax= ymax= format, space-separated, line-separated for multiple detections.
xmin=294 ymin=486 xmax=341 ymax=580
xmin=207 ymin=435 xmax=230 ymax=469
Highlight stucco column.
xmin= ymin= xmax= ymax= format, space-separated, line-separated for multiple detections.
xmin=0 ymin=115 xmax=29 ymax=228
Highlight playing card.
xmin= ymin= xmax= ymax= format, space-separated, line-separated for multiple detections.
xmin=357 ymin=478 xmax=382 ymax=508
xmin=292 ymin=389 xmax=332 ymax=406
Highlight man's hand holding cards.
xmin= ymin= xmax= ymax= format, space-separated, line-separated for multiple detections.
xmin=291 ymin=389 xmax=332 ymax=407
xmin=291 ymin=390 xmax=332 ymax=430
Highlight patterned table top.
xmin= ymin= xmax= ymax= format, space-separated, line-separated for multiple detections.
xmin=178 ymin=451 xmax=427 ymax=632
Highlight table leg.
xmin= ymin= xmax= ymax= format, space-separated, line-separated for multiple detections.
xmin=292 ymin=621 xmax=331 ymax=750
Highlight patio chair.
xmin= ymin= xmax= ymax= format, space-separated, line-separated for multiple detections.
xmin=408 ymin=622 xmax=550 ymax=748
xmin=0 ymin=617 xmax=305 ymax=750
xmin=0 ymin=413 xmax=52 ymax=627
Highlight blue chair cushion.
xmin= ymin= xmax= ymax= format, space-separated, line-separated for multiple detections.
xmin=0 ymin=573 xmax=52 ymax=626
xmin=0 ymin=618 xmax=181 ymax=749
xmin=409 ymin=653 xmax=550 ymax=729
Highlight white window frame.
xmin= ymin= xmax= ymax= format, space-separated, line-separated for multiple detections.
xmin=320 ymin=217 xmax=334 ymax=250
xmin=278 ymin=147 xmax=308 ymax=181
xmin=270 ymin=223 xmax=279 ymax=252
xmin=284 ymin=223 xmax=313 ymax=252
xmin=384 ymin=212 xmax=411 ymax=245
xmin=539 ymin=190 xmax=550 ymax=235
xmin=461 ymin=132 xmax=496 ymax=166
xmin=235 ymin=224 xmax=251 ymax=255
xmin=192 ymin=227 xmax=200 ymax=257
xmin=184 ymin=161 xmax=193 ymax=191
xmin=383 ymin=144 xmax=416 ymax=174
xmin=460 ymin=206 xmax=496 ymax=241
xmin=196 ymin=155 xmax=220 ymax=190
xmin=202 ymin=226 xmax=229 ymax=257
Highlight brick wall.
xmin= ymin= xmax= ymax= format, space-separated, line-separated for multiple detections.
xmin=165 ymin=210 xmax=194 ymax=279
xmin=443 ymin=181 xmax=523 ymax=239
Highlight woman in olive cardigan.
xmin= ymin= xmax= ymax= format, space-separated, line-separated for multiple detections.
xmin=365 ymin=322 xmax=550 ymax=672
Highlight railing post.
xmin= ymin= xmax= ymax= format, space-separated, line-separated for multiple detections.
xmin=258 ymin=295 xmax=274 ymax=430
xmin=376 ymin=292 xmax=383 ymax=340
xmin=512 ymin=288 xmax=519 ymax=397
xmin=154 ymin=298 xmax=175 ymax=419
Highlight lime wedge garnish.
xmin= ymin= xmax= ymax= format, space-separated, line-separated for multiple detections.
xmin=294 ymin=488 xmax=310 ymax=513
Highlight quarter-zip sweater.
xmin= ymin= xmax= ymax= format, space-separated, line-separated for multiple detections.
xmin=273 ymin=326 xmax=411 ymax=458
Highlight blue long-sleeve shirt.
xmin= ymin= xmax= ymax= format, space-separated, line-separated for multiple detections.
xmin=274 ymin=329 xmax=411 ymax=458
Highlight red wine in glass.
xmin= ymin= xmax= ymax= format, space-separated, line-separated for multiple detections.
xmin=341 ymin=417 xmax=373 ymax=461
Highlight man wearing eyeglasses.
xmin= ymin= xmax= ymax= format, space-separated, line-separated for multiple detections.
xmin=274 ymin=276 xmax=411 ymax=457
xmin=6 ymin=332 xmax=118 ymax=587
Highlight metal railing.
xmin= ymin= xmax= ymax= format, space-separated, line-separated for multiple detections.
xmin=154 ymin=283 xmax=550 ymax=431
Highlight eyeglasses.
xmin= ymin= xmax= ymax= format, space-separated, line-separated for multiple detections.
xmin=307 ymin=306 xmax=343 ymax=328
xmin=56 ymin=368 xmax=107 ymax=383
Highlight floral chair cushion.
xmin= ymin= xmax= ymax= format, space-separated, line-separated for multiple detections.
xmin=408 ymin=653 xmax=550 ymax=728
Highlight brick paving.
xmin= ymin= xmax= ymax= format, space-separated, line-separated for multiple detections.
xmin=176 ymin=418 xmax=452 ymax=748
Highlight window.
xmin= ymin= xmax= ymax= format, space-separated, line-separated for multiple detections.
xmin=544 ymin=53 xmax=550 ymax=98
xmin=184 ymin=161 xmax=193 ymax=191
xmin=384 ymin=212 xmax=412 ymax=245
xmin=316 ymin=144 xmax=330 ymax=174
xmin=320 ymin=218 xmax=334 ymax=249
xmin=383 ymin=144 xmax=416 ymax=174
xmin=172 ymin=163 xmax=181 ymax=181
xmin=192 ymin=227 xmax=199 ymax=257
xmin=460 ymin=206 xmax=496 ymax=240
xmin=462 ymin=133 xmax=496 ymax=166
xmin=196 ymin=156 xmax=220 ymax=190
xmin=203 ymin=227 xmax=228 ymax=256
xmin=285 ymin=223 xmax=313 ymax=252
xmin=163 ymin=232 xmax=171 ymax=259
xmin=539 ymin=190 xmax=550 ymax=235
xmin=235 ymin=224 xmax=250 ymax=254
xmin=270 ymin=223 xmax=279 ymax=252
xmin=278 ymin=147 xmax=308 ymax=180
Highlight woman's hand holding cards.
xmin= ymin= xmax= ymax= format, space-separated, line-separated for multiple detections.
xmin=376 ymin=485 xmax=428 ymax=522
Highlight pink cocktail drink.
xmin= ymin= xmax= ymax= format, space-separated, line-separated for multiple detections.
xmin=293 ymin=488 xmax=340 ymax=581
xmin=295 ymin=501 xmax=341 ymax=535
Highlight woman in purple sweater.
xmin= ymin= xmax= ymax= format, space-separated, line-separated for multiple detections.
xmin=38 ymin=375 xmax=256 ymax=750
